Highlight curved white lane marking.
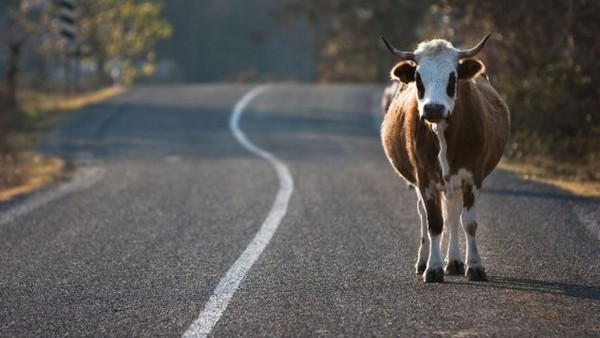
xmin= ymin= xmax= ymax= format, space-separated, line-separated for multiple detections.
xmin=0 ymin=166 xmax=105 ymax=226
xmin=183 ymin=85 xmax=294 ymax=338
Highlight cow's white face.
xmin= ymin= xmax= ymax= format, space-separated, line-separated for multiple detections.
xmin=389 ymin=39 xmax=486 ymax=124
xmin=414 ymin=47 xmax=459 ymax=123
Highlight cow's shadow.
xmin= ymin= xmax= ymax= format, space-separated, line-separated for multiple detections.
xmin=484 ymin=187 xmax=599 ymax=204
xmin=451 ymin=276 xmax=600 ymax=301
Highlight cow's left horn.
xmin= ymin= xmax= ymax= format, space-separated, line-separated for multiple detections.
xmin=380 ymin=36 xmax=416 ymax=62
xmin=458 ymin=33 xmax=491 ymax=59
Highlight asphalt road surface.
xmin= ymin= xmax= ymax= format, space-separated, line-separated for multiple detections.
xmin=1 ymin=84 xmax=599 ymax=337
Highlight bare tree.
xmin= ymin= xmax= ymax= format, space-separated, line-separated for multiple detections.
xmin=5 ymin=17 xmax=25 ymax=110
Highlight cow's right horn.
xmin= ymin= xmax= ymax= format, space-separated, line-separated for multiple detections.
xmin=380 ymin=36 xmax=416 ymax=62
xmin=458 ymin=34 xmax=491 ymax=59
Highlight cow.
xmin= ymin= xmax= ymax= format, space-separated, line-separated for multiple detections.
xmin=381 ymin=81 xmax=399 ymax=115
xmin=379 ymin=34 xmax=510 ymax=283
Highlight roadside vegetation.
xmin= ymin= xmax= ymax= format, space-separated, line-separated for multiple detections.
xmin=281 ymin=0 xmax=599 ymax=197
xmin=0 ymin=0 xmax=170 ymax=200
xmin=0 ymin=86 xmax=125 ymax=201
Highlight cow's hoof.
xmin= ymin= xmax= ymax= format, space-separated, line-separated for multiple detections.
xmin=444 ymin=260 xmax=465 ymax=275
xmin=466 ymin=266 xmax=488 ymax=281
xmin=424 ymin=267 xmax=444 ymax=283
xmin=416 ymin=263 xmax=426 ymax=275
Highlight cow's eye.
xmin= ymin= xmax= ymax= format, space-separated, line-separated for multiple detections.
xmin=447 ymin=72 xmax=457 ymax=97
xmin=416 ymin=72 xmax=424 ymax=99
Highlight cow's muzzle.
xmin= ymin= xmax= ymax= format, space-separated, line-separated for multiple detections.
xmin=421 ymin=103 xmax=447 ymax=123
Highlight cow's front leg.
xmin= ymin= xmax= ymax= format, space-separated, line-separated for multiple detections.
xmin=461 ymin=184 xmax=487 ymax=281
xmin=415 ymin=193 xmax=428 ymax=274
xmin=443 ymin=191 xmax=464 ymax=275
xmin=421 ymin=188 xmax=444 ymax=283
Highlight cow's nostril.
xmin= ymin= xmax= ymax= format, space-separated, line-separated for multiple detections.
xmin=423 ymin=104 xmax=446 ymax=122
xmin=424 ymin=104 xmax=445 ymax=115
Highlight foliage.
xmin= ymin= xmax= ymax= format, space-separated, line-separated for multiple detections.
xmin=15 ymin=0 xmax=172 ymax=86
xmin=78 ymin=0 xmax=172 ymax=84
xmin=279 ymin=0 xmax=435 ymax=82
xmin=0 ymin=0 xmax=172 ymax=182
xmin=420 ymin=0 xmax=600 ymax=164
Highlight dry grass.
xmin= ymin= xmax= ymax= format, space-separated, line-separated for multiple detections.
xmin=20 ymin=86 xmax=126 ymax=130
xmin=0 ymin=152 xmax=72 ymax=201
xmin=498 ymin=159 xmax=600 ymax=198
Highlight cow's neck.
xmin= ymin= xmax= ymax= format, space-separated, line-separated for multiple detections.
xmin=432 ymin=121 xmax=450 ymax=182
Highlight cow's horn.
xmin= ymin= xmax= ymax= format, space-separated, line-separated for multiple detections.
xmin=380 ymin=36 xmax=415 ymax=62
xmin=458 ymin=33 xmax=491 ymax=59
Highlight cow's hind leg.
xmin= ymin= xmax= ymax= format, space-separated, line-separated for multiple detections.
xmin=443 ymin=192 xmax=464 ymax=275
xmin=415 ymin=193 xmax=428 ymax=274
xmin=461 ymin=184 xmax=487 ymax=281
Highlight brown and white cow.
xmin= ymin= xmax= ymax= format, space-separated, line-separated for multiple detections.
xmin=380 ymin=34 xmax=510 ymax=283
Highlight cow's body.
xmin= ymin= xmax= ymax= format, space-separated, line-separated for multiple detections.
xmin=383 ymin=77 xmax=509 ymax=187
xmin=380 ymin=35 xmax=510 ymax=282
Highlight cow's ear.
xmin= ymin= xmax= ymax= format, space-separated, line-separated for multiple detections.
xmin=457 ymin=59 xmax=486 ymax=79
xmin=391 ymin=61 xmax=416 ymax=84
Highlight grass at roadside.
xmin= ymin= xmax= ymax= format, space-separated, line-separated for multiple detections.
xmin=0 ymin=86 xmax=125 ymax=201
xmin=0 ymin=152 xmax=70 ymax=201
xmin=502 ymin=131 xmax=600 ymax=199
xmin=498 ymin=159 xmax=600 ymax=199
xmin=20 ymin=86 xmax=126 ymax=132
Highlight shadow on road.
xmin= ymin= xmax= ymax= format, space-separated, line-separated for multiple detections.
xmin=484 ymin=187 xmax=599 ymax=204
xmin=453 ymin=276 xmax=600 ymax=301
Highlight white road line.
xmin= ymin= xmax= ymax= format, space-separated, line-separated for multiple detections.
xmin=0 ymin=166 xmax=105 ymax=225
xmin=182 ymin=85 xmax=294 ymax=338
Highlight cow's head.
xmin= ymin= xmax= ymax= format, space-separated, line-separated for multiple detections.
xmin=381 ymin=34 xmax=490 ymax=123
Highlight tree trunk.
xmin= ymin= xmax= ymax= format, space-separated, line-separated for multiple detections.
xmin=6 ymin=33 xmax=22 ymax=110
xmin=6 ymin=27 xmax=23 ymax=109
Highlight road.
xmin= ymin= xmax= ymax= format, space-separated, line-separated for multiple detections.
xmin=1 ymin=84 xmax=599 ymax=337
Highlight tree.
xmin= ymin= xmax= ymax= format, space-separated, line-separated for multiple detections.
xmin=420 ymin=0 xmax=600 ymax=161
xmin=78 ymin=0 xmax=172 ymax=84
xmin=5 ymin=17 xmax=25 ymax=110
xmin=279 ymin=0 xmax=434 ymax=82
xmin=17 ymin=0 xmax=172 ymax=86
